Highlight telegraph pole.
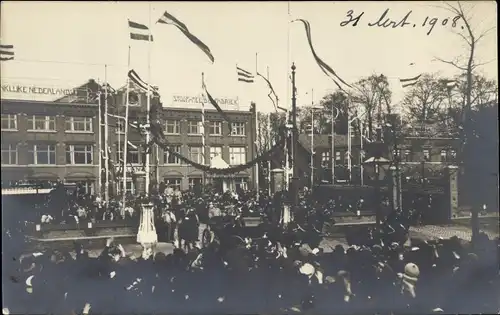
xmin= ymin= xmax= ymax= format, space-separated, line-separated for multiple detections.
xmin=291 ymin=63 xmax=299 ymax=208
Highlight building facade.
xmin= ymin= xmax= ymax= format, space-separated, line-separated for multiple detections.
xmin=1 ymin=79 xmax=258 ymax=194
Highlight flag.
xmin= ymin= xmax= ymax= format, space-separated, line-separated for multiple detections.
xmin=157 ymin=11 xmax=214 ymax=63
xmin=237 ymin=66 xmax=254 ymax=83
xmin=127 ymin=141 xmax=138 ymax=150
xmin=0 ymin=44 xmax=14 ymax=61
xmin=202 ymin=79 xmax=232 ymax=125
xmin=293 ymin=19 xmax=352 ymax=92
xmin=256 ymin=72 xmax=282 ymax=112
xmin=443 ymin=79 xmax=457 ymax=89
xmin=128 ymin=69 xmax=159 ymax=95
xmin=400 ymin=74 xmax=421 ymax=88
xmin=129 ymin=20 xmax=153 ymax=41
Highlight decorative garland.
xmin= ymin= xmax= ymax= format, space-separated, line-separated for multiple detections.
xmin=150 ymin=122 xmax=287 ymax=175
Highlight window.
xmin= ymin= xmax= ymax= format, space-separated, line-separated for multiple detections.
xmin=66 ymin=117 xmax=93 ymax=132
xmin=229 ymin=147 xmax=246 ymax=165
xmin=209 ymin=121 xmax=222 ymax=135
xmin=440 ymin=149 xmax=447 ymax=162
xmin=29 ymin=144 xmax=56 ymax=165
xmin=127 ymin=144 xmax=140 ymax=165
xmin=164 ymin=145 xmax=182 ymax=164
xmin=189 ymin=146 xmax=204 ymax=164
xmin=1 ymin=144 xmax=18 ymax=165
xmin=423 ymin=149 xmax=430 ymax=161
xmin=189 ymin=178 xmax=202 ymax=190
xmin=335 ymin=151 xmax=341 ymax=162
xmin=165 ymin=120 xmax=180 ymax=134
xmin=234 ymin=177 xmax=248 ymax=191
xmin=343 ymin=151 xmax=350 ymax=164
xmin=321 ymin=151 xmax=330 ymax=168
xmin=210 ymin=146 xmax=223 ymax=160
xmin=66 ymin=145 xmax=93 ymax=165
xmin=188 ymin=121 xmax=200 ymax=135
xmin=67 ymin=181 xmax=94 ymax=195
xmin=28 ymin=115 xmax=56 ymax=131
xmin=165 ymin=178 xmax=182 ymax=191
xmin=403 ymin=149 xmax=412 ymax=162
xmin=231 ymin=122 xmax=245 ymax=136
xmin=116 ymin=120 xmax=125 ymax=134
xmin=119 ymin=180 xmax=135 ymax=195
xmin=1 ymin=114 xmax=17 ymax=130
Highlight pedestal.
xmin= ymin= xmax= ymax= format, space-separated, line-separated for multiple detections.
xmin=137 ymin=202 xmax=158 ymax=248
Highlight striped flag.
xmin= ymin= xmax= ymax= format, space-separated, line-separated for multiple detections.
xmin=157 ymin=11 xmax=214 ymax=63
xmin=237 ymin=66 xmax=254 ymax=83
xmin=400 ymin=74 xmax=421 ymax=88
xmin=129 ymin=20 xmax=153 ymax=41
xmin=202 ymin=79 xmax=232 ymax=126
xmin=293 ymin=19 xmax=352 ymax=92
xmin=128 ymin=69 xmax=159 ymax=96
xmin=0 ymin=44 xmax=14 ymax=61
xmin=442 ymin=79 xmax=457 ymax=89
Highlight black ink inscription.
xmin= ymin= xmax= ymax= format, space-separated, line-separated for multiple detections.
xmin=340 ymin=10 xmax=365 ymax=27
xmin=367 ymin=9 xmax=412 ymax=28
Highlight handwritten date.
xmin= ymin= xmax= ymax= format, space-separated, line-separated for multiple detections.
xmin=340 ymin=9 xmax=462 ymax=35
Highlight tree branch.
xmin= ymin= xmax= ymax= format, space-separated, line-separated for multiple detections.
xmin=434 ymin=56 xmax=468 ymax=71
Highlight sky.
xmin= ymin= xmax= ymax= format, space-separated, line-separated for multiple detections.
xmin=1 ymin=1 xmax=497 ymax=113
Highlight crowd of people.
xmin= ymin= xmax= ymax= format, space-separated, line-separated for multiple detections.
xmin=3 ymin=222 xmax=499 ymax=314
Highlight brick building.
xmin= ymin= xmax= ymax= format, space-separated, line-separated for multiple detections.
xmin=1 ymin=79 xmax=258 ymax=194
xmin=292 ymin=125 xmax=460 ymax=186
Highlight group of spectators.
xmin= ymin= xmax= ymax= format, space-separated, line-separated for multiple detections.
xmin=3 ymin=227 xmax=499 ymax=314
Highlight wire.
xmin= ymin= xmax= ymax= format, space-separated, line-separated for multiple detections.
xmin=8 ymin=58 xmax=128 ymax=68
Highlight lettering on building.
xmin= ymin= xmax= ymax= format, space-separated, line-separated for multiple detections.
xmin=1 ymin=85 xmax=78 ymax=96
xmin=172 ymin=94 xmax=239 ymax=106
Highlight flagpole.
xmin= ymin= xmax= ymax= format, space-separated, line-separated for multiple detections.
xmin=104 ymin=65 xmax=110 ymax=203
xmin=360 ymin=119 xmax=364 ymax=186
xmin=201 ymin=72 xmax=206 ymax=192
xmin=285 ymin=1 xmax=292 ymax=192
xmin=98 ymin=82 xmax=103 ymax=198
xmin=122 ymin=45 xmax=131 ymax=216
xmin=267 ymin=66 xmax=272 ymax=196
xmin=145 ymin=3 xmax=152 ymax=196
xmin=255 ymin=52 xmax=260 ymax=196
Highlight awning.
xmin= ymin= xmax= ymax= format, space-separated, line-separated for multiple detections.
xmin=65 ymin=172 xmax=96 ymax=181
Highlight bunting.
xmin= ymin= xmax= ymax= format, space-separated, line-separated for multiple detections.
xmin=157 ymin=11 xmax=214 ymax=63
xmin=0 ymin=44 xmax=14 ymax=61
xmin=293 ymin=19 xmax=352 ymax=92
xmin=237 ymin=66 xmax=255 ymax=83
xmin=400 ymin=75 xmax=421 ymax=88
xmin=129 ymin=20 xmax=153 ymax=41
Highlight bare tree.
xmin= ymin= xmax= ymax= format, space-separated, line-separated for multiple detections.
xmin=351 ymin=74 xmax=392 ymax=139
xmin=401 ymin=73 xmax=448 ymax=125
xmin=256 ymin=111 xmax=287 ymax=154
xmin=435 ymin=1 xmax=496 ymax=158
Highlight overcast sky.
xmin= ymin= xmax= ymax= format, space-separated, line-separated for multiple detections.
xmin=1 ymin=1 xmax=497 ymax=113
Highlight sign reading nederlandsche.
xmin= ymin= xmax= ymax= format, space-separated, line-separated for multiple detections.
xmin=1 ymin=84 xmax=77 ymax=96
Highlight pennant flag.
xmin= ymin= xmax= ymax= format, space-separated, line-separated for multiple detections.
xmin=129 ymin=20 xmax=153 ymax=41
xmin=127 ymin=141 xmax=138 ymax=150
xmin=400 ymin=74 xmax=421 ymax=88
xmin=202 ymin=79 xmax=232 ymax=125
xmin=157 ymin=11 xmax=214 ymax=63
xmin=256 ymin=72 xmax=281 ymax=112
xmin=0 ymin=44 xmax=14 ymax=61
xmin=293 ymin=19 xmax=352 ymax=92
xmin=128 ymin=69 xmax=159 ymax=95
xmin=237 ymin=66 xmax=254 ymax=83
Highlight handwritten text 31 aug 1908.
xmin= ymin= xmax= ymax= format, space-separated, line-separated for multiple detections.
xmin=340 ymin=9 xmax=462 ymax=35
